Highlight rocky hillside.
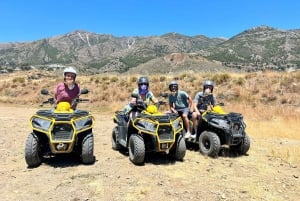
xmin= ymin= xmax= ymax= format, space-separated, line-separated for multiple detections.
xmin=207 ymin=26 xmax=300 ymax=71
xmin=0 ymin=26 xmax=299 ymax=73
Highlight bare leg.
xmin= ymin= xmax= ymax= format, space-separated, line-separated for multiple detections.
xmin=192 ymin=112 xmax=198 ymax=134
xmin=182 ymin=114 xmax=190 ymax=133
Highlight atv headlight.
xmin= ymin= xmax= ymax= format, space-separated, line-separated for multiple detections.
xmin=74 ymin=116 xmax=93 ymax=131
xmin=172 ymin=118 xmax=182 ymax=132
xmin=135 ymin=120 xmax=157 ymax=133
xmin=231 ymin=122 xmax=245 ymax=135
xmin=32 ymin=117 xmax=52 ymax=131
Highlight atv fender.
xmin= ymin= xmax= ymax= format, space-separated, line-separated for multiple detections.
xmin=118 ymin=125 xmax=127 ymax=147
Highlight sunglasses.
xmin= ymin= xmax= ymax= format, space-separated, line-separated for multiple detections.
xmin=170 ymin=85 xmax=178 ymax=91
xmin=65 ymin=74 xmax=75 ymax=78
xmin=204 ymin=85 xmax=212 ymax=89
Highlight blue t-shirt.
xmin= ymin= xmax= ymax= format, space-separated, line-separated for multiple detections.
xmin=168 ymin=90 xmax=190 ymax=110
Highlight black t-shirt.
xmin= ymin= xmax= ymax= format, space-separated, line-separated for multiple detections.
xmin=193 ymin=92 xmax=217 ymax=111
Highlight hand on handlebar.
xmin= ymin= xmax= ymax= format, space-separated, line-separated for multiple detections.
xmin=172 ymin=109 xmax=178 ymax=114
xmin=136 ymin=99 xmax=144 ymax=105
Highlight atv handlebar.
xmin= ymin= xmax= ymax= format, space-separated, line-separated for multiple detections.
xmin=42 ymin=98 xmax=55 ymax=105
xmin=39 ymin=88 xmax=90 ymax=107
xmin=158 ymin=100 xmax=167 ymax=105
xmin=76 ymin=98 xmax=90 ymax=103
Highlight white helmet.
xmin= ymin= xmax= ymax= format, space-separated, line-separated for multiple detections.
xmin=63 ymin=67 xmax=77 ymax=78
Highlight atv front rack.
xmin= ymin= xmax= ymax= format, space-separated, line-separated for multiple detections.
xmin=36 ymin=109 xmax=89 ymax=120
xmin=138 ymin=113 xmax=178 ymax=123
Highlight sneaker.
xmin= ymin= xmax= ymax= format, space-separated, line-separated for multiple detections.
xmin=190 ymin=133 xmax=196 ymax=139
xmin=184 ymin=132 xmax=192 ymax=139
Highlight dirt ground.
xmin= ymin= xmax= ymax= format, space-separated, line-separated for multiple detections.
xmin=0 ymin=105 xmax=299 ymax=201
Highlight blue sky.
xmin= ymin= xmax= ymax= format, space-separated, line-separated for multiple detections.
xmin=0 ymin=0 xmax=299 ymax=43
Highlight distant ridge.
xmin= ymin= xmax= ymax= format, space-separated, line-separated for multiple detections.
xmin=0 ymin=25 xmax=299 ymax=74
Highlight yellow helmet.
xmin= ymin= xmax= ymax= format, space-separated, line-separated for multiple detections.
xmin=146 ymin=105 xmax=158 ymax=114
xmin=56 ymin=102 xmax=71 ymax=112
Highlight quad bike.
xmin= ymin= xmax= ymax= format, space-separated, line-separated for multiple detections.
xmin=112 ymin=94 xmax=186 ymax=165
xmin=25 ymin=88 xmax=95 ymax=167
xmin=187 ymin=94 xmax=250 ymax=157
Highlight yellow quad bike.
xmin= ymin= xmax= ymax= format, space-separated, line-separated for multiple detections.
xmin=112 ymin=94 xmax=186 ymax=165
xmin=188 ymin=96 xmax=250 ymax=157
xmin=25 ymin=89 xmax=95 ymax=167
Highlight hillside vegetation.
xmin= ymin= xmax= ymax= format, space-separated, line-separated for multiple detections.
xmin=1 ymin=26 xmax=300 ymax=73
xmin=1 ymin=70 xmax=299 ymax=110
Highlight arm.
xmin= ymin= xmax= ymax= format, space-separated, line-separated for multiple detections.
xmin=149 ymin=91 xmax=158 ymax=104
xmin=212 ymin=95 xmax=217 ymax=106
xmin=187 ymin=96 xmax=193 ymax=111
xmin=193 ymin=92 xmax=204 ymax=114
xmin=168 ymin=96 xmax=178 ymax=114
xmin=151 ymin=96 xmax=158 ymax=104
xmin=169 ymin=103 xmax=178 ymax=114
xmin=193 ymin=100 xmax=200 ymax=115
xmin=54 ymin=83 xmax=63 ymax=102
xmin=71 ymin=84 xmax=81 ymax=109
xmin=54 ymin=86 xmax=58 ymax=100
xmin=129 ymin=89 xmax=139 ymax=105
xmin=150 ymin=94 xmax=160 ymax=110
xmin=182 ymin=91 xmax=193 ymax=111
xmin=76 ymin=83 xmax=80 ymax=98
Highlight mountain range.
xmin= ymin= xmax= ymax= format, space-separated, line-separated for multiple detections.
xmin=0 ymin=25 xmax=299 ymax=74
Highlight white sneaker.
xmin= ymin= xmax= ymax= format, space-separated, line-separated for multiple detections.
xmin=184 ymin=132 xmax=192 ymax=139
xmin=190 ymin=133 xmax=196 ymax=139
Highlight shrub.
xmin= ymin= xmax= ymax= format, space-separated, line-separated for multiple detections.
xmin=159 ymin=76 xmax=167 ymax=82
xmin=13 ymin=77 xmax=26 ymax=84
xmin=179 ymin=73 xmax=187 ymax=80
xmin=102 ymin=76 xmax=109 ymax=81
xmin=235 ymin=77 xmax=245 ymax=86
xmin=131 ymin=76 xmax=138 ymax=83
xmin=110 ymin=77 xmax=118 ymax=83
xmin=94 ymin=79 xmax=100 ymax=84
xmin=212 ymin=73 xmax=230 ymax=85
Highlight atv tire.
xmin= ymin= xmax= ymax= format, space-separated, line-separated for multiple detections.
xmin=112 ymin=127 xmax=121 ymax=150
xmin=199 ymin=131 xmax=220 ymax=157
xmin=172 ymin=134 xmax=186 ymax=161
xmin=81 ymin=133 xmax=95 ymax=164
xmin=128 ymin=134 xmax=145 ymax=165
xmin=25 ymin=132 xmax=42 ymax=167
xmin=230 ymin=133 xmax=250 ymax=155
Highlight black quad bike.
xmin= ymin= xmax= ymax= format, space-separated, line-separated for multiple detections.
xmin=187 ymin=95 xmax=250 ymax=157
xmin=25 ymin=89 xmax=95 ymax=167
xmin=112 ymin=94 xmax=186 ymax=165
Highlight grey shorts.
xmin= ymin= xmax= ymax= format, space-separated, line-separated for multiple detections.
xmin=176 ymin=108 xmax=191 ymax=117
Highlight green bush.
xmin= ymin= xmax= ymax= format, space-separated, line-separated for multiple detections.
xmin=110 ymin=77 xmax=118 ymax=82
xmin=13 ymin=77 xmax=26 ymax=84
xmin=212 ymin=73 xmax=230 ymax=85
xmin=235 ymin=77 xmax=245 ymax=86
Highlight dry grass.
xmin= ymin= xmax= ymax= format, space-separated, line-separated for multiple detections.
xmin=1 ymin=70 xmax=299 ymax=108
xmin=246 ymin=107 xmax=300 ymax=165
